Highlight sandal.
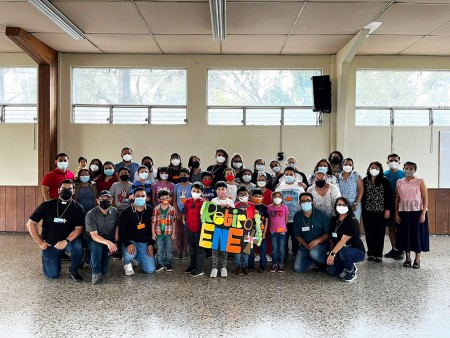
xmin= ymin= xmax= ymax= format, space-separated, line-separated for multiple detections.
xmin=403 ymin=259 xmax=412 ymax=267
xmin=413 ymin=260 xmax=420 ymax=269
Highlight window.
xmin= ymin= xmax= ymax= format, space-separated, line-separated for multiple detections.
xmin=72 ymin=67 xmax=187 ymax=124
xmin=207 ymin=69 xmax=322 ymax=126
xmin=356 ymin=70 xmax=450 ymax=126
xmin=0 ymin=67 xmax=37 ymax=124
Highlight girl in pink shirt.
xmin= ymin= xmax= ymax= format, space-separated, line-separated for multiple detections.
xmin=267 ymin=191 xmax=289 ymax=273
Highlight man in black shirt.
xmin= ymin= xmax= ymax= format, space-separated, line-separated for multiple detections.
xmin=27 ymin=179 xmax=85 ymax=282
xmin=118 ymin=187 xmax=156 ymax=275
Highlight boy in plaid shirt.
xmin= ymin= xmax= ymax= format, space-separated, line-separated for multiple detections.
xmin=152 ymin=189 xmax=176 ymax=272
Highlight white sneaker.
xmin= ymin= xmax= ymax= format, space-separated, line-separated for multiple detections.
xmin=210 ymin=268 xmax=218 ymax=278
xmin=124 ymin=263 xmax=135 ymax=276
xmin=266 ymin=254 xmax=272 ymax=262
xmin=221 ymin=268 xmax=228 ymax=277
xmin=254 ymin=254 xmax=260 ymax=262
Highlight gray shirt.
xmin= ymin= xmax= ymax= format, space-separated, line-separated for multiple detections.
xmin=85 ymin=206 xmax=119 ymax=241
xmin=109 ymin=181 xmax=132 ymax=213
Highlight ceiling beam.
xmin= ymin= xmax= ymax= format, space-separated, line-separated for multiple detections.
xmin=5 ymin=27 xmax=57 ymax=65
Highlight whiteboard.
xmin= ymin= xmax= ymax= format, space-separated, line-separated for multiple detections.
xmin=439 ymin=131 xmax=450 ymax=188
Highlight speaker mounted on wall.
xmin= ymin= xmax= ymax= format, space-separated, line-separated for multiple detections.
xmin=312 ymin=75 xmax=331 ymax=113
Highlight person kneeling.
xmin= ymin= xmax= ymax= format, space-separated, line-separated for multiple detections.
xmin=119 ymin=187 xmax=156 ymax=275
xmin=326 ymin=197 xmax=366 ymax=282
xmin=293 ymin=192 xmax=330 ymax=273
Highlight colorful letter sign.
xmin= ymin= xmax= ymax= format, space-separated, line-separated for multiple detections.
xmin=199 ymin=202 xmax=262 ymax=254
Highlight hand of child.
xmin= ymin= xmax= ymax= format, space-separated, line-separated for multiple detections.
xmin=171 ymin=233 xmax=176 ymax=240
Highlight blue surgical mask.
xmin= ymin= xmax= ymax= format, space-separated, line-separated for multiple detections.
xmin=134 ymin=197 xmax=146 ymax=207
xmin=79 ymin=176 xmax=90 ymax=183
xmin=318 ymin=166 xmax=328 ymax=174
xmin=104 ymin=169 xmax=114 ymax=176
xmin=285 ymin=175 xmax=295 ymax=183
xmin=301 ymin=202 xmax=313 ymax=212
xmin=57 ymin=161 xmax=68 ymax=170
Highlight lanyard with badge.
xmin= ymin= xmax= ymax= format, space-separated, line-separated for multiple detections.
xmin=302 ymin=216 xmax=313 ymax=232
xmin=134 ymin=206 xmax=145 ymax=230
xmin=54 ymin=200 xmax=72 ymax=224
xmin=332 ymin=219 xmax=344 ymax=238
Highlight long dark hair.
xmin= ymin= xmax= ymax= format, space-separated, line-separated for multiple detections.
xmin=366 ymin=161 xmax=384 ymax=185
xmin=89 ymin=158 xmax=103 ymax=179
xmin=335 ymin=196 xmax=355 ymax=218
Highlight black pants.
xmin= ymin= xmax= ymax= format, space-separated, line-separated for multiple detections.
xmin=285 ymin=222 xmax=299 ymax=257
xmin=362 ymin=211 xmax=386 ymax=257
xmin=187 ymin=229 xmax=205 ymax=272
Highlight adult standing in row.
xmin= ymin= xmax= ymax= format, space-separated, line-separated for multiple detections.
xmin=115 ymin=147 xmax=140 ymax=182
xmin=338 ymin=158 xmax=364 ymax=222
xmin=42 ymin=153 xmax=75 ymax=201
xmin=27 ymin=179 xmax=85 ymax=282
xmin=207 ymin=148 xmax=229 ymax=185
xmin=395 ymin=162 xmax=429 ymax=269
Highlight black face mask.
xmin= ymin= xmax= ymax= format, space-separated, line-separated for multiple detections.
xmin=99 ymin=200 xmax=111 ymax=210
xmin=316 ymin=179 xmax=326 ymax=188
xmin=331 ymin=158 xmax=341 ymax=165
xmin=191 ymin=161 xmax=200 ymax=169
xmin=59 ymin=189 xmax=73 ymax=201
xmin=144 ymin=163 xmax=152 ymax=170
xmin=120 ymin=175 xmax=130 ymax=182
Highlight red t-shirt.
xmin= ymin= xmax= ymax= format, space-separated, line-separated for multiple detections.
xmin=262 ymin=188 xmax=273 ymax=206
xmin=184 ymin=197 xmax=204 ymax=232
xmin=96 ymin=174 xmax=119 ymax=192
xmin=235 ymin=202 xmax=256 ymax=219
xmin=42 ymin=168 xmax=75 ymax=199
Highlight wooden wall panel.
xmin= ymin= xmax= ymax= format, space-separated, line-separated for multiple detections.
xmin=0 ymin=187 xmax=5 ymax=231
xmin=427 ymin=189 xmax=436 ymax=235
xmin=15 ymin=187 xmax=25 ymax=232
xmin=5 ymin=187 xmax=17 ymax=232
xmin=435 ymin=190 xmax=449 ymax=235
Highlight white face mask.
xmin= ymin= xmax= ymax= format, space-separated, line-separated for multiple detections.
xmin=273 ymin=197 xmax=282 ymax=205
xmin=139 ymin=172 xmax=149 ymax=180
xmin=57 ymin=161 xmax=68 ymax=170
xmin=239 ymin=195 xmax=248 ymax=203
xmin=242 ymin=175 xmax=252 ymax=182
xmin=232 ymin=162 xmax=243 ymax=169
xmin=171 ymin=158 xmax=180 ymax=166
xmin=90 ymin=164 xmax=99 ymax=172
xmin=123 ymin=154 xmax=132 ymax=162
xmin=256 ymin=164 xmax=265 ymax=171
xmin=216 ymin=156 xmax=226 ymax=163
xmin=286 ymin=162 xmax=295 ymax=168
xmin=191 ymin=192 xmax=201 ymax=199
xmin=160 ymin=173 xmax=169 ymax=180
xmin=257 ymin=181 xmax=267 ymax=187
xmin=342 ymin=165 xmax=353 ymax=173
xmin=272 ymin=166 xmax=281 ymax=173
xmin=370 ymin=168 xmax=380 ymax=176
xmin=389 ymin=161 xmax=399 ymax=170
xmin=336 ymin=205 xmax=349 ymax=215
xmin=404 ymin=169 xmax=415 ymax=177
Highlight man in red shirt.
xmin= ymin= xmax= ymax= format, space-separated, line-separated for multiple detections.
xmin=42 ymin=153 xmax=75 ymax=201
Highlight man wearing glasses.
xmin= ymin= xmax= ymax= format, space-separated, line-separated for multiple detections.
xmin=293 ymin=192 xmax=330 ymax=273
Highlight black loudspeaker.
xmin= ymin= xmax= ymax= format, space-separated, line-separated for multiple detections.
xmin=312 ymin=75 xmax=331 ymax=113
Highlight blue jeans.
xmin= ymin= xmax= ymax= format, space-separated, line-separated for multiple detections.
xmin=41 ymin=238 xmax=83 ymax=279
xmin=327 ymin=246 xmax=365 ymax=276
xmin=88 ymin=237 xmax=111 ymax=275
xmin=294 ymin=242 xmax=329 ymax=273
xmin=249 ymin=239 xmax=267 ymax=269
xmin=122 ymin=241 xmax=156 ymax=274
xmin=271 ymin=233 xmax=286 ymax=265
xmin=156 ymin=236 xmax=173 ymax=266
xmin=234 ymin=253 xmax=249 ymax=268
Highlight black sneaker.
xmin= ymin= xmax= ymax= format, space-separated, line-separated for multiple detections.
xmin=375 ymin=257 xmax=383 ymax=263
xmin=165 ymin=265 xmax=173 ymax=272
xmin=342 ymin=269 xmax=356 ymax=282
xmin=70 ymin=272 xmax=83 ymax=283
xmin=384 ymin=249 xmax=397 ymax=259
xmin=394 ymin=252 xmax=405 ymax=260
xmin=155 ymin=264 xmax=164 ymax=272
xmin=61 ymin=252 xmax=71 ymax=261
xmin=367 ymin=256 xmax=375 ymax=261
xmin=185 ymin=266 xmax=196 ymax=274
xmin=189 ymin=270 xmax=205 ymax=277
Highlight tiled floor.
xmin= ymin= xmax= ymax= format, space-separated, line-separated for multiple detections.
xmin=1 ymin=233 xmax=449 ymax=337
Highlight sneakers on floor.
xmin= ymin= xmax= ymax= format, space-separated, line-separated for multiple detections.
xmin=375 ymin=257 xmax=383 ymax=263
xmin=165 ymin=265 xmax=173 ymax=272
xmin=221 ymin=268 xmax=228 ymax=277
xmin=395 ymin=251 xmax=405 ymax=261
xmin=189 ymin=270 xmax=205 ymax=277
xmin=384 ymin=248 xmax=397 ymax=258
xmin=254 ymin=254 xmax=260 ymax=262
xmin=235 ymin=267 xmax=243 ymax=276
xmin=185 ymin=266 xmax=196 ymax=274
xmin=269 ymin=264 xmax=278 ymax=273
xmin=69 ymin=271 xmax=83 ymax=283
xmin=155 ymin=264 xmax=164 ymax=272
xmin=124 ymin=263 xmax=134 ymax=276
xmin=210 ymin=268 xmax=218 ymax=278
xmin=339 ymin=264 xmax=357 ymax=278
xmin=342 ymin=269 xmax=357 ymax=282
xmin=277 ymin=265 xmax=285 ymax=273
xmin=242 ymin=267 xmax=249 ymax=275
xmin=367 ymin=256 xmax=375 ymax=261
xmin=92 ymin=273 xmax=102 ymax=284
xmin=266 ymin=255 xmax=272 ymax=262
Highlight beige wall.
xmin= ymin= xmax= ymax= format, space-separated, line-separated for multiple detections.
xmin=58 ymin=54 xmax=333 ymax=178
xmin=1 ymin=53 xmax=449 ymax=187
xmin=0 ymin=53 xmax=38 ymax=186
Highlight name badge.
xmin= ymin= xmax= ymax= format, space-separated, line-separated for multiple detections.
xmin=302 ymin=226 xmax=310 ymax=232
xmin=332 ymin=232 xmax=338 ymax=238
xmin=54 ymin=217 xmax=65 ymax=223
xmin=137 ymin=223 xmax=145 ymax=230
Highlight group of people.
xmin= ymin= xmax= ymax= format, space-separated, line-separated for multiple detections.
xmin=26 ymin=147 xmax=429 ymax=284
